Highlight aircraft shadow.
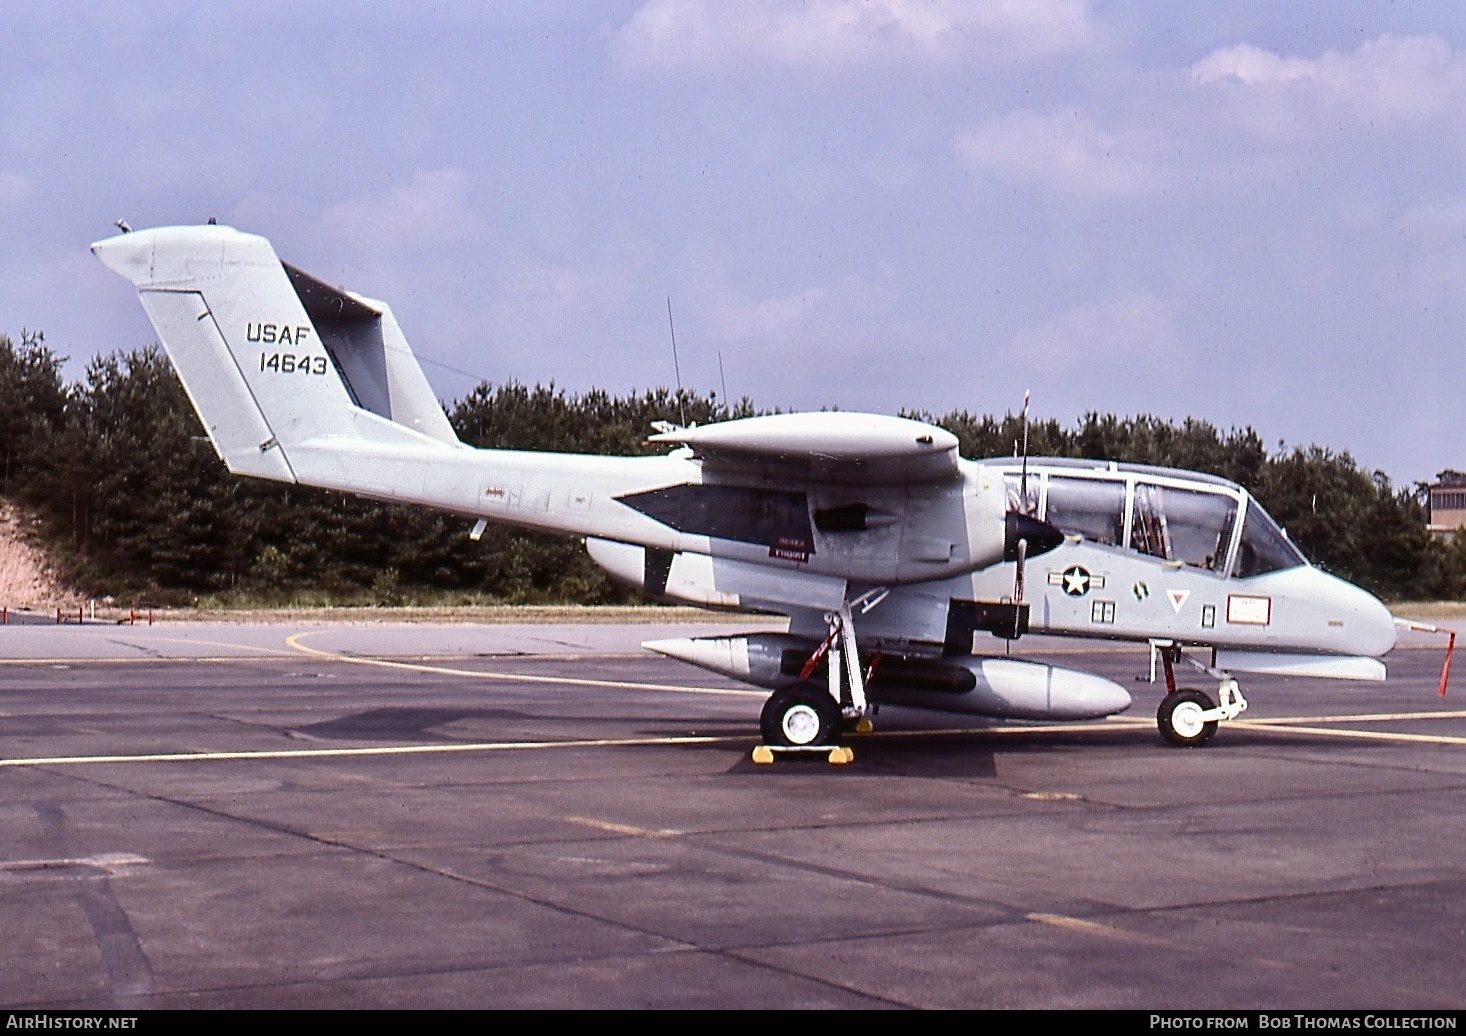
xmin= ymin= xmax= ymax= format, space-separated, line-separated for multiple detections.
xmin=294 ymin=706 xmax=531 ymax=743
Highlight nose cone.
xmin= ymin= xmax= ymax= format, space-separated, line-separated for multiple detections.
xmin=643 ymin=636 xmax=752 ymax=678
xmin=1005 ymin=511 xmax=1065 ymax=562
xmin=1303 ymin=567 xmax=1397 ymax=657
xmin=1278 ymin=568 xmax=1389 ymax=656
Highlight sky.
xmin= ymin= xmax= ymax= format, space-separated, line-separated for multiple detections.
xmin=3 ymin=1 xmax=1463 ymax=487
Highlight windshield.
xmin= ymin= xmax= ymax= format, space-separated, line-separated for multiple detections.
xmin=1232 ymin=498 xmax=1306 ymax=577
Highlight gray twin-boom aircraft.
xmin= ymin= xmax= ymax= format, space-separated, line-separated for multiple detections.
xmin=92 ymin=224 xmax=1398 ymax=753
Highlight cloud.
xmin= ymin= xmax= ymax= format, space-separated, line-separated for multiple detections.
xmin=1010 ymin=294 xmax=1183 ymax=374
xmin=612 ymin=0 xmax=1092 ymax=72
xmin=956 ymin=109 xmax=1155 ymax=200
xmin=317 ymin=169 xmax=481 ymax=256
xmin=491 ymin=260 xmax=630 ymax=343
xmin=658 ymin=266 xmax=932 ymax=410
xmin=1191 ymin=44 xmax=1319 ymax=88
xmin=705 ymin=282 xmax=832 ymax=343
xmin=959 ymin=34 xmax=1466 ymax=204
xmin=1394 ymin=198 xmax=1466 ymax=294
xmin=1190 ymin=34 xmax=1466 ymax=127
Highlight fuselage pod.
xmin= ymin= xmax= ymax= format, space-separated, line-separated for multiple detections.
xmin=644 ymin=633 xmax=1131 ymax=721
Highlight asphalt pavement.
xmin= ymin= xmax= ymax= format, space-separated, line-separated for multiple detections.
xmin=1 ymin=619 xmax=1462 ymax=1010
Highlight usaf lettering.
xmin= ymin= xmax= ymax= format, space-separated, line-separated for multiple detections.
xmin=246 ymin=322 xmax=312 ymax=346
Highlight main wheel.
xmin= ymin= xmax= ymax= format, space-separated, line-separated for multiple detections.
xmin=1157 ymin=688 xmax=1218 ymax=747
xmin=760 ymin=686 xmax=841 ymax=748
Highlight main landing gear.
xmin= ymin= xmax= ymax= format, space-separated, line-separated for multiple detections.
xmin=754 ymin=596 xmax=880 ymax=765
xmin=1151 ymin=641 xmax=1248 ymax=747
xmin=760 ymin=685 xmax=842 ymax=747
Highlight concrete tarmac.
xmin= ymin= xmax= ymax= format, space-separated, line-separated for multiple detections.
xmin=1 ymin=619 xmax=1463 ymax=1010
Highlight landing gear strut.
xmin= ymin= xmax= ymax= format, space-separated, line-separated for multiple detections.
xmin=754 ymin=595 xmax=880 ymax=764
xmin=1152 ymin=642 xmax=1248 ymax=748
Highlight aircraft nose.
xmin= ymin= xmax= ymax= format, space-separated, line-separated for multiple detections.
xmin=1311 ymin=568 xmax=1397 ymax=657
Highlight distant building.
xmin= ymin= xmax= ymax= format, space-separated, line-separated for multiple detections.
xmin=1428 ymin=470 xmax=1466 ymax=537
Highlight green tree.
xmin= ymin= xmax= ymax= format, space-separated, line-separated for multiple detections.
xmin=5 ymin=341 xmax=1457 ymax=603
xmin=0 ymin=329 xmax=68 ymax=499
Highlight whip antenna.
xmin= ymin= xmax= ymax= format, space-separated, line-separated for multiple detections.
xmin=1019 ymin=389 xmax=1031 ymax=512
xmin=666 ymin=297 xmax=686 ymax=427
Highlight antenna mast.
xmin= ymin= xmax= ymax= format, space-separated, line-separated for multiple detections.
xmin=1019 ymin=389 xmax=1031 ymax=512
xmin=666 ymin=297 xmax=687 ymax=427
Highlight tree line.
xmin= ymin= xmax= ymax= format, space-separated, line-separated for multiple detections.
xmin=2 ymin=330 xmax=1462 ymax=605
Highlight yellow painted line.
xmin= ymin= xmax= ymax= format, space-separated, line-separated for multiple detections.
xmin=855 ymin=719 xmax=1149 ymax=739
xmin=1242 ymin=709 xmax=1466 ymax=725
xmin=1026 ymin=913 xmax=1288 ymax=968
xmin=847 ymin=710 xmax=1466 ymax=748
xmin=1229 ymin=722 xmax=1466 ymax=747
xmin=1027 ymin=912 xmax=1179 ymax=948
xmin=0 ymin=650 xmax=653 ymax=666
xmin=562 ymin=815 xmax=680 ymax=838
xmin=0 ymin=720 xmax=1139 ymax=771
xmin=0 ymin=733 xmax=739 ymax=769
xmin=106 ymin=634 xmax=304 ymax=655
xmin=0 ymin=634 xmax=308 ymax=662
xmin=284 ymin=630 xmax=764 ymax=698
xmin=1220 ymin=706 xmax=1466 ymax=745
xmin=5 ymin=713 xmax=1461 ymax=771
xmin=0 ymin=655 xmax=296 ymax=666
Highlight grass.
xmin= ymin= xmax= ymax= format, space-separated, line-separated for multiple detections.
xmin=70 ymin=598 xmax=1466 ymax=627
xmin=84 ymin=602 xmax=738 ymax=625
xmin=1386 ymin=601 xmax=1466 ymax=622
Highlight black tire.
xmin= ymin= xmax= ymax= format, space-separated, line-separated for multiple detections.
xmin=1157 ymin=688 xmax=1218 ymax=747
xmin=760 ymin=686 xmax=841 ymax=748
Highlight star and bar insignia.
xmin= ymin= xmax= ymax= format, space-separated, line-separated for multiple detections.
xmin=1048 ymin=565 xmax=1105 ymax=597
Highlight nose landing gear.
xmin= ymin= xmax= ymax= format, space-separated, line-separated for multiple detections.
xmin=1151 ymin=642 xmax=1248 ymax=747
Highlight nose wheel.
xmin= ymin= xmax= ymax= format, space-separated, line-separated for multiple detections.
xmin=1157 ymin=688 xmax=1218 ymax=747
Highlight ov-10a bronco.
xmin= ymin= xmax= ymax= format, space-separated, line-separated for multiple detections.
xmin=93 ymin=224 xmax=1397 ymax=752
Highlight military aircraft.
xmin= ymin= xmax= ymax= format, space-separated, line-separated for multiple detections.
xmin=92 ymin=224 xmax=1398 ymax=754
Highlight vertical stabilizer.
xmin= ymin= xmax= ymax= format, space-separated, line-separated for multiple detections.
xmin=91 ymin=225 xmax=460 ymax=484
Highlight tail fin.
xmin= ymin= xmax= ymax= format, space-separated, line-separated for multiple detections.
xmin=91 ymin=224 xmax=459 ymax=485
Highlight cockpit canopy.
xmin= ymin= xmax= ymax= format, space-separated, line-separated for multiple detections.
xmin=993 ymin=459 xmax=1305 ymax=579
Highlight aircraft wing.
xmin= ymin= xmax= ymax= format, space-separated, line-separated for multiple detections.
xmin=647 ymin=412 xmax=961 ymax=485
